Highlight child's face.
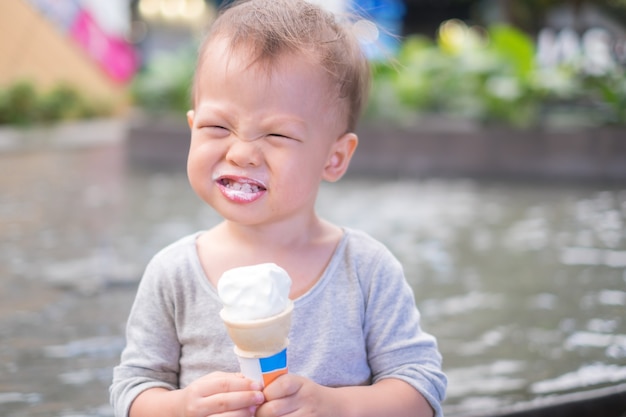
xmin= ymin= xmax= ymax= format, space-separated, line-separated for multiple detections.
xmin=187 ymin=38 xmax=355 ymax=228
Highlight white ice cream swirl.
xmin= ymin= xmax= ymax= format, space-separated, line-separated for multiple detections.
xmin=218 ymin=263 xmax=292 ymax=322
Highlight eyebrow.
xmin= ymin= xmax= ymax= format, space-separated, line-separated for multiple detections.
xmin=197 ymin=101 xmax=307 ymax=124
xmin=261 ymin=114 xmax=307 ymax=130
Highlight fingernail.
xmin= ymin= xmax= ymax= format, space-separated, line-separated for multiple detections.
xmin=249 ymin=405 xmax=258 ymax=416
xmin=254 ymin=391 xmax=265 ymax=403
xmin=250 ymin=381 xmax=262 ymax=391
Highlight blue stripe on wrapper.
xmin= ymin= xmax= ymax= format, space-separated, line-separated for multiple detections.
xmin=260 ymin=348 xmax=287 ymax=372
xmin=260 ymin=348 xmax=288 ymax=386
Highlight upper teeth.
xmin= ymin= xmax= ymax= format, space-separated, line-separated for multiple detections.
xmin=226 ymin=181 xmax=260 ymax=193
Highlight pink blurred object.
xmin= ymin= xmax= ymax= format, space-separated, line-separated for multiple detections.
xmin=70 ymin=9 xmax=138 ymax=83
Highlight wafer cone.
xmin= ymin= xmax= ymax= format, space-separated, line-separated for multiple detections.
xmin=220 ymin=300 xmax=294 ymax=358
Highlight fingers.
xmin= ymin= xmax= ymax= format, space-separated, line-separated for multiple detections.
xmin=200 ymin=390 xmax=264 ymax=415
xmin=183 ymin=372 xmax=265 ymax=417
xmin=256 ymin=375 xmax=303 ymax=417
xmin=197 ymin=372 xmax=262 ymax=397
xmin=262 ymin=374 xmax=301 ymax=401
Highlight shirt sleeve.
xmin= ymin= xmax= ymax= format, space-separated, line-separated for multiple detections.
xmin=109 ymin=254 xmax=182 ymax=417
xmin=359 ymin=242 xmax=447 ymax=417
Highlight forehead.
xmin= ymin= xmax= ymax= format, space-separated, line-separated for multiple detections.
xmin=194 ymin=36 xmax=349 ymax=131
xmin=200 ymin=35 xmax=313 ymax=77
xmin=197 ymin=36 xmax=333 ymax=97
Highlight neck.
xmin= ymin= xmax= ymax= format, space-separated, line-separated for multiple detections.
xmin=222 ymin=214 xmax=327 ymax=251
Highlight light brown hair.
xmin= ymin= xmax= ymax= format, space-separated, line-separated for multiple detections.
xmin=193 ymin=0 xmax=370 ymax=132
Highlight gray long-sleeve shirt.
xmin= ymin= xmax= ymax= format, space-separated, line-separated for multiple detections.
xmin=110 ymin=228 xmax=447 ymax=416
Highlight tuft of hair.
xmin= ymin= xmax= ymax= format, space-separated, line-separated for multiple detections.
xmin=194 ymin=0 xmax=370 ymax=132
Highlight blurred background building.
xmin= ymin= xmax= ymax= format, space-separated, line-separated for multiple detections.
xmin=0 ymin=0 xmax=138 ymax=112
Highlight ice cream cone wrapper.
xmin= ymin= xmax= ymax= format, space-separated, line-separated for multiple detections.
xmin=235 ymin=346 xmax=288 ymax=387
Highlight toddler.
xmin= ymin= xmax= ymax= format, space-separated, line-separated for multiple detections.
xmin=110 ymin=0 xmax=446 ymax=416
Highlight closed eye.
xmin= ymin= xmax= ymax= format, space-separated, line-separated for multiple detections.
xmin=200 ymin=125 xmax=230 ymax=137
xmin=268 ymin=133 xmax=302 ymax=142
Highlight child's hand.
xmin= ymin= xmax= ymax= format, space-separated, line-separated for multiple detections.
xmin=180 ymin=371 xmax=265 ymax=417
xmin=255 ymin=374 xmax=339 ymax=417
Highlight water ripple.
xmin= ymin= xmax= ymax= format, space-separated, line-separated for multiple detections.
xmin=531 ymin=363 xmax=626 ymax=394
xmin=421 ymin=292 xmax=504 ymax=318
xmin=43 ymin=336 xmax=126 ymax=359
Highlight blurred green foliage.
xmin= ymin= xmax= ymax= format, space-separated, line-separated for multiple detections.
xmin=128 ymin=22 xmax=625 ymax=128
xmin=368 ymin=21 xmax=626 ymax=128
xmin=0 ymin=81 xmax=112 ymax=126
xmin=130 ymin=46 xmax=196 ymax=115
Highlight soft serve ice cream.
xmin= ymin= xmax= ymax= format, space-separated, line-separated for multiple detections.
xmin=218 ymin=263 xmax=292 ymax=322
xmin=217 ymin=263 xmax=294 ymax=386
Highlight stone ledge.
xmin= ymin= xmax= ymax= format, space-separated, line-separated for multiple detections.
xmin=352 ymin=122 xmax=626 ymax=182
xmin=125 ymin=115 xmax=626 ymax=182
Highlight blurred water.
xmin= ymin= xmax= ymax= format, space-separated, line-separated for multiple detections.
xmin=1 ymin=141 xmax=625 ymax=416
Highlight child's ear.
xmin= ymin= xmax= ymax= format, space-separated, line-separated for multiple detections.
xmin=187 ymin=110 xmax=195 ymax=129
xmin=322 ymin=132 xmax=358 ymax=182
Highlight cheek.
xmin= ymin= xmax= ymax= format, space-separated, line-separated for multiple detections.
xmin=187 ymin=143 xmax=217 ymax=185
xmin=188 ymin=138 xmax=218 ymax=165
xmin=186 ymin=159 xmax=206 ymax=196
xmin=186 ymin=148 xmax=202 ymax=179
xmin=271 ymin=152 xmax=325 ymax=195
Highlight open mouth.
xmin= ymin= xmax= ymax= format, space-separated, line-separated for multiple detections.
xmin=216 ymin=176 xmax=267 ymax=203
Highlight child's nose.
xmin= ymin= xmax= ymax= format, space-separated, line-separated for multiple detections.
xmin=225 ymin=136 xmax=262 ymax=167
